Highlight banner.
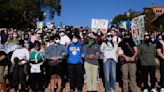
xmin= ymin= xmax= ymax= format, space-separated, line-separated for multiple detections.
xmin=132 ymin=15 xmax=145 ymax=45
xmin=91 ymin=18 xmax=109 ymax=33
xmin=120 ymin=20 xmax=131 ymax=30
xmin=37 ymin=21 xmax=43 ymax=29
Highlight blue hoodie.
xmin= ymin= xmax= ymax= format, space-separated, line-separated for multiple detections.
xmin=66 ymin=42 xmax=83 ymax=64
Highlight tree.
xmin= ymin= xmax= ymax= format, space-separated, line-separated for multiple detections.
xmin=0 ymin=0 xmax=61 ymax=29
xmin=143 ymin=8 xmax=156 ymax=32
xmin=112 ymin=9 xmax=141 ymax=27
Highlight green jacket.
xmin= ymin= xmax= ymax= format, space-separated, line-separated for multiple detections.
xmin=138 ymin=43 xmax=156 ymax=66
xmin=30 ymin=50 xmax=43 ymax=63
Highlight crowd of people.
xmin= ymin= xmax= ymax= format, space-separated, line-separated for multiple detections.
xmin=0 ymin=26 xmax=164 ymax=92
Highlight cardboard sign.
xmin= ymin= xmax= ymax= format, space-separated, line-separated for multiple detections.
xmin=91 ymin=18 xmax=109 ymax=33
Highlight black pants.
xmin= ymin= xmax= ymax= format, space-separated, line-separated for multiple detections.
xmin=68 ymin=63 xmax=83 ymax=91
xmin=160 ymin=60 xmax=164 ymax=88
xmin=29 ymin=73 xmax=44 ymax=92
xmin=142 ymin=65 xmax=156 ymax=89
xmin=10 ymin=65 xmax=26 ymax=91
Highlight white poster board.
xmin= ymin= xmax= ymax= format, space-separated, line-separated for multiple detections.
xmin=132 ymin=15 xmax=145 ymax=44
xmin=91 ymin=18 xmax=109 ymax=33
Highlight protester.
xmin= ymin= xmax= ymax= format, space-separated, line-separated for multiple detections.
xmin=83 ymin=33 xmax=100 ymax=92
xmin=0 ymin=30 xmax=8 ymax=45
xmin=29 ymin=41 xmax=44 ymax=92
xmin=45 ymin=35 xmax=66 ymax=92
xmin=66 ymin=35 xmax=84 ymax=92
xmin=139 ymin=33 xmax=157 ymax=92
xmin=156 ymin=32 xmax=164 ymax=92
xmin=30 ymin=32 xmax=38 ymax=44
xmin=10 ymin=40 xmax=30 ymax=92
xmin=101 ymin=32 xmax=118 ymax=92
xmin=0 ymin=48 xmax=8 ymax=92
xmin=110 ymin=28 xmax=121 ymax=44
xmin=59 ymin=29 xmax=71 ymax=46
xmin=117 ymin=32 xmax=138 ymax=92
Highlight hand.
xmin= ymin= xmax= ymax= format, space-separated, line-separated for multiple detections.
xmin=88 ymin=54 xmax=95 ymax=59
xmin=61 ymin=52 xmax=66 ymax=56
xmin=129 ymin=57 xmax=135 ymax=62
xmin=51 ymin=56 xmax=60 ymax=61
xmin=81 ymin=54 xmax=85 ymax=58
xmin=124 ymin=56 xmax=130 ymax=62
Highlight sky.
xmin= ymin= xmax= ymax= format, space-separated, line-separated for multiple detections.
xmin=54 ymin=0 xmax=164 ymax=27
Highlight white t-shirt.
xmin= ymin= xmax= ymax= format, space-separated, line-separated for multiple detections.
xmin=101 ymin=42 xmax=118 ymax=62
xmin=11 ymin=48 xmax=30 ymax=62
xmin=113 ymin=36 xmax=121 ymax=44
xmin=60 ymin=35 xmax=71 ymax=45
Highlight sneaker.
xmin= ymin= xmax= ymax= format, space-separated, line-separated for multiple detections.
xmin=143 ymin=89 xmax=149 ymax=92
xmin=161 ymin=88 xmax=164 ymax=92
xmin=151 ymin=88 xmax=157 ymax=92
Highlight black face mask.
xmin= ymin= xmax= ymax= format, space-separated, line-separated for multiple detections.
xmin=144 ymin=39 xmax=150 ymax=44
xmin=124 ymin=38 xmax=130 ymax=42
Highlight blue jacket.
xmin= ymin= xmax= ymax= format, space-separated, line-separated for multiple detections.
xmin=66 ymin=42 xmax=83 ymax=64
xmin=45 ymin=44 xmax=66 ymax=65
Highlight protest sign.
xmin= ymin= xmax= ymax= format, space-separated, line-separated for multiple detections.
xmin=37 ymin=21 xmax=43 ymax=29
xmin=132 ymin=15 xmax=145 ymax=45
xmin=91 ymin=18 xmax=109 ymax=33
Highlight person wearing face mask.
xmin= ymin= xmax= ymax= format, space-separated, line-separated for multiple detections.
xmin=83 ymin=33 xmax=100 ymax=92
xmin=117 ymin=33 xmax=138 ymax=92
xmin=29 ymin=41 xmax=44 ymax=92
xmin=156 ymin=32 xmax=164 ymax=92
xmin=138 ymin=33 xmax=157 ymax=92
xmin=10 ymin=40 xmax=30 ymax=92
xmin=110 ymin=28 xmax=121 ymax=45
xmin=45 ymin=35 xmax=66 ymax=92
xmin=66 ymin=35 xmax=85 ymax=92
xmin=59 ymin=29 xmax=71 ymax=46
xmin=101 ymin=32 xmax=118 ymax=92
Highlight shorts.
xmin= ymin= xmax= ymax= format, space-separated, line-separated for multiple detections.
xmin=0 ymin=66 xmax=5 ymax=82
xmin=49 ymin=62 xmax=63 ymax=76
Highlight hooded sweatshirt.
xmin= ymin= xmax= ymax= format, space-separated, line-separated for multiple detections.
xmin=66 ymin=42 xmax=83 ymax=64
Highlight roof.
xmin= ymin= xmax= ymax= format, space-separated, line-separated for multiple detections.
xmin=152 ymin=13 xmax=164 ymax=23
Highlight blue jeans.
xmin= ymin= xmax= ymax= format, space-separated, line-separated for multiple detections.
xmin=103 ymin=58 xmax=116 ymax=92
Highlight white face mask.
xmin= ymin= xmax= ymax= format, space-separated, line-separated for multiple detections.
xmin=72 ymin=38 xmax=78 ymax=43
xmin=97 ymin=32 xmax=101 ymax=36
xmin=55 ymin=39 xmax=60 ymax=43
xmin=60 ymin=32 xmax=65 ymax=36
xmin=13 ymin=34 xmax=17 ymax=38
xmin=107 ymin=37 xmax=112 ymax=41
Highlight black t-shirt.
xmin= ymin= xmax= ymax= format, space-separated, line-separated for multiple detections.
xmin=156 ymin=41 xmax=163 ymax=60
xmin=0 ymin=51 xmax=8 ymax=66
xmin=118 ymin=41 xmax=136 ymax=57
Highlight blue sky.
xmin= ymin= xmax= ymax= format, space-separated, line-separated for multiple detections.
xmin=54 ymin=0 xmax=164 ymax=27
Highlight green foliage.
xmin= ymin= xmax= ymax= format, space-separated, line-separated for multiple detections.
xmin=156 ymin=25 xmax=164 ymax=32
xmin=0 ymin=0 xmax=61 ymax=29
xmin=112 ymin=9 xmax=141 ymax=25
xmin=143 ymin=8 xmax=156 ymax=32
